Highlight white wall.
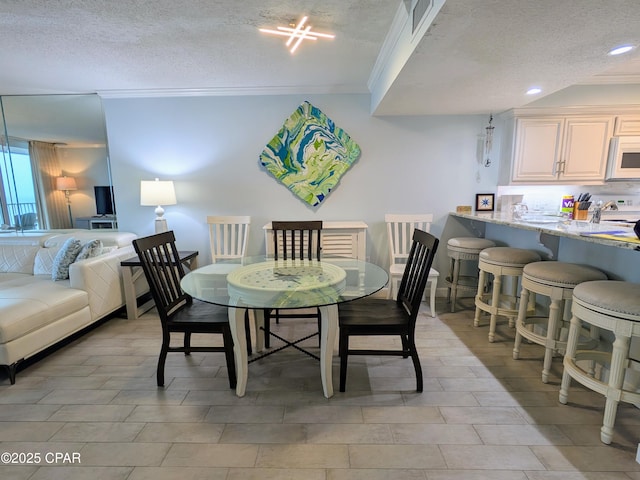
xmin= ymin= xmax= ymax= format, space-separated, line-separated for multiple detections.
xmin=102 ymin=93 xmax=498 ymax=277
xmin=58 ymin=145 xmax=111 ymax=219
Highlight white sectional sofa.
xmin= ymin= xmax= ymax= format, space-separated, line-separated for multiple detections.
xmin=0 ymin=230 xmax=139 ymax=384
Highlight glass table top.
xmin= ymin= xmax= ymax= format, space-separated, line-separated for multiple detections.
xmin=180 ymin=256 xmax=389 ymax=309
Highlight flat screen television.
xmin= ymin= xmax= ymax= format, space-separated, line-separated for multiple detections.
xmin=94 ymin=186 xmax=115 ymax=216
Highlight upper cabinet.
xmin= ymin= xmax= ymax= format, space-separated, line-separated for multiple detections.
xmin=613 ymin=115 xmax=640 ymax=136
xmin=501 ymin=111 xmax=615 ymax=185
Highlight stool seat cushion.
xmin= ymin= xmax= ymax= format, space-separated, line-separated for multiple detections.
xmin=479 ymin=247 xmax=541 ymax=267
xmin=573 ymin=280 xmax=640 ymax=321
xmin=447 ymin=237 xmax=496 ymax=253
xmin=523 ymin=262 xmax=607 ymax=288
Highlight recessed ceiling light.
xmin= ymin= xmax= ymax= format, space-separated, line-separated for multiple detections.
xmin=608 ymin=45 xmax=635 ymax=56
xmin=259 ymin=16 xmax=335 ymax=53
xmin=526 ymin=87 xmax=542 ymax=95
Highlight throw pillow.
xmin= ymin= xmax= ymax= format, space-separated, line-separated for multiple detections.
xmin=51 ymin=237 xmax=82 ymax=281
xmin=75 ymin=239 xmax=104 ymax=261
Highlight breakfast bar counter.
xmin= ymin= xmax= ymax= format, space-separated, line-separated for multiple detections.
xmin=450 ymin=212 xmax=640 ymax=251
xmin=446 ymin=212 xmax=640 ymax=283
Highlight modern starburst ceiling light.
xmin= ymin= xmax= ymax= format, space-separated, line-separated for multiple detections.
xmin=259 ymin=16 xmax=335 ymax=53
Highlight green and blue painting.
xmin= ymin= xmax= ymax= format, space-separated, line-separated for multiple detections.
xmin=259 ymin=101 xmax=361 ymax=207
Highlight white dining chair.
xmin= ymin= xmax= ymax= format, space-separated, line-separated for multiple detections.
xmin=206 ymin=215 xmax=253 ymax=352
xmin=207 ymin=215 xmax=251 ymax=267
xmin=385 ymin=213 xmax=440 ymax=317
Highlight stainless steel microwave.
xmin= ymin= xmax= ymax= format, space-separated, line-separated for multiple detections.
xmin=606 ymin=136 xmax=640 ymax=180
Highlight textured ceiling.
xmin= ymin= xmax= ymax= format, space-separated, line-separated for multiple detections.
xmin=0 ymin=0 xmax=639 ymax=118
xmin=376 ymin=0 xmax=640 ymax=115
xmin=0 ymin=0 xmax=395 ymax=95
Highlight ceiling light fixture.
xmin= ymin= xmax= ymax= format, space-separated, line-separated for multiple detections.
xmin=526 ymin=87 xmax=542 ymax=95
xmin=608 ymin=44 xmax=635 ymax=56
xmin=260 ymin=16 xmax=335 ymax=53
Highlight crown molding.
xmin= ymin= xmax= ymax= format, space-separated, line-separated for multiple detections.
xmin=503 ymin=104 xmax=640 ymax=117
xmin=97 ymin=84 xmax=369 ymax=99
xmin=577 ymin=74 xmax=640 ymax=85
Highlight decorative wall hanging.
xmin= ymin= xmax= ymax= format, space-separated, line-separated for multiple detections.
xmin=260 ymin=101 xmax=361 ymax=207
xmin=475 ymin=193 xmax=495 ymax=212
xmin=484 ymin=113 xmax=494 ymax=167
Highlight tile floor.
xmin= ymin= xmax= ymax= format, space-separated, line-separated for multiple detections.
xmin=1 ymin=300 xmax=639 ymax=479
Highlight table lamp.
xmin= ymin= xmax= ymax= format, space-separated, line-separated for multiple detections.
xmin=140 ymin=178 xmax=177 ymax=233
xmin=56 ymin=176 xmax=77 ymax=226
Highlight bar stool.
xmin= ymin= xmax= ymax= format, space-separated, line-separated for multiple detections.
xmin=445 ymin=237 xmax=496 ymax=313
xmin=559 ymin=280 xmax=640 ymax=445
xmin=512 ymin=261 xmax=607 ymax=383
xmin=474 ymin=247 xmax=541 ymax=342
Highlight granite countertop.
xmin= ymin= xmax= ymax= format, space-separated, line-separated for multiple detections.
xmin=450 ymin=211 xmax=640 ymax=251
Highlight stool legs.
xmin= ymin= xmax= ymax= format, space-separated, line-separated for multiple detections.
xmin=448 ymin=257 xmax=461 ymax=313
xmin=514 ymin=287 xmax=563 ymax=383
xmin=473 ymin=269 xmax=487 ymax=327
xmin=542 ymin=297 xmax=562 ymax=383
xmin=559 ymin=314 xmax=581 ymax=405
xmin=601 ymin=334 xmax=630 ymax=444
xmin=488 ymin=273 xmax=502 ymax=342
xmin=512 ymin=287 xmax=529 ymax=360
xmin=476 ymin=270 xmax=529 ymax=343
xmin=562 ymin=321 xmax=632 ymax=444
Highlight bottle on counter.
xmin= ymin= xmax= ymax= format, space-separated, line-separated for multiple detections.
xmin=561 ymin=195 xmax=574 ymax=219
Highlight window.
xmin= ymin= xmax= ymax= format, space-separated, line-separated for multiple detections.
xmin=0 ymin=138 xmax=38 ymax=229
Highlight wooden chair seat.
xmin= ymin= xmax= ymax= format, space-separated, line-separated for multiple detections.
xmin=339 ymin=299 xmax=408 ymax=326
xmin=338 ymin=228 xmax=439 ymax=392
xmin=133 ymin=231 xmax=236 ymax=389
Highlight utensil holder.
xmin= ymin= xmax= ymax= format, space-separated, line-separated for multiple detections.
xmin=573 ymin=202 xmax=588 ymax=220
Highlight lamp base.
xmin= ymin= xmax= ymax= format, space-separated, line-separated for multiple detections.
xmin=155 ymin=218 xmax=169 ymax=234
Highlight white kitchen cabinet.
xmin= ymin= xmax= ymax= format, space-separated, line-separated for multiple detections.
xmin=614 ymin=115 xmax=640 ymax=136
xmin=511 ymin=116 xmax=613 ymax=183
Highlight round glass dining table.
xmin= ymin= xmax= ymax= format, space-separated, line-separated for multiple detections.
xmin=180 ymin=256 xmax=388 ymax=398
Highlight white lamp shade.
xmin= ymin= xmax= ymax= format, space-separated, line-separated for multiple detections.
xmin=56 ymin=176 xmax=77 ymax=191
xmin=140 ymin=179 xmax=177 ymax=206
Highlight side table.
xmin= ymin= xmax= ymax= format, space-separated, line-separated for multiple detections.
xmin=120 ymin=250 xmax=198 ymax=320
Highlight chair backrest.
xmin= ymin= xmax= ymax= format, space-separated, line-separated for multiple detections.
xmin=15 ymin=212 xmax=37 ymax=230
xmin=385 ymin=214 xmax=433 ymax=267
xmin=207 ymin=215 xmax=251 ymax=263
xmin=132 ymin=230 xmax=190 ymax=322
xmin=271 ymin=220 xmax=323 ymax=260
xmin=397 ymin=228 xmax=439 ymax=319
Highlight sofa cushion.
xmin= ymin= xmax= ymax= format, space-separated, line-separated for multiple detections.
xmin=45 ymin=231 xmax=136 ymax=249
xmin=0 ymin=245 xmax=39 ymax=274
xmin=0 ymin=232 xmax=57 ymax=246
xmin=52 ymin=238 xmax=82 ymax=281
xmin=34 ymin=246 xmax=60 ymax=275
xmin=0 ymin=279 xmax=88 ymax=343
xmin=0 ymin=273 xmax=32 ymax=286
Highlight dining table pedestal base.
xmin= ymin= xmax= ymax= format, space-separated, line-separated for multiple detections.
xmin=228 ymin=303 xmax=338 ymax=398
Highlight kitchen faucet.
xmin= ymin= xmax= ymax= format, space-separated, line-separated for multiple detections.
xmin=590 ymin=200 xmax=619 ymax=224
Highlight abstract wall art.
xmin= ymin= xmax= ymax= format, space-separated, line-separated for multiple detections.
xmin=259 ymin=101 xmax=361 ymax=207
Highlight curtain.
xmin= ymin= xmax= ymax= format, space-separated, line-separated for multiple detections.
xmin=29 ymin=141 xmax=68 ymax=229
